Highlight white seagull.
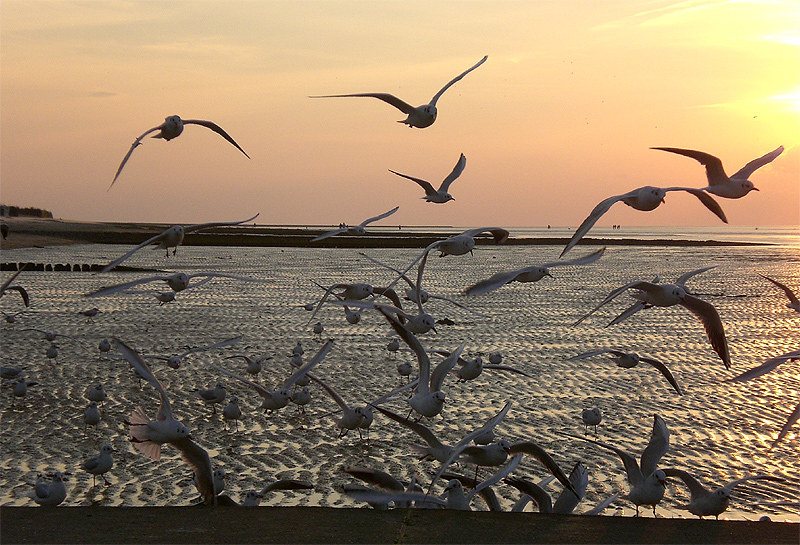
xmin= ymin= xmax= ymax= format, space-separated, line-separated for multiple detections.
xmin=144 ymin=337 xmax=241 ymax=370
xmin=311 ymin=206 xmax=399 ymax=241
xmin=86 ymin=271 xmax=268 ymax=298
xmin=663 ymin=469 xmax=783 ymax=519
xmin=389 ymin=153 xmax=466 ymax=203
xmin=651 ymin=145 xmax=784 ymax=199
xmin=561 ymin=414 xmax=670 ymax=517
xmin=98 ymin=214 xmax=259 ymax=271
xmin=310 ymin=55 xmax=488 ymax=129
xmin=463 ymin=247 xmax=605 ymax=296
xmin=114 ymin=339 xmax=216 ymax=504
xmin=573 ymin=272 xmax=730 ymax=370
xmin=567 ymin=349 xmax=684 ymax=396
xmin=81 ymin=444 xmax=115 ymax=487
xmin=29 ymin=472 xmax=68 ymax=507
xmin=111 ymin=115 xmax=250 ymax=188
xmin=561 ymin=186 xmax=727 ymax=257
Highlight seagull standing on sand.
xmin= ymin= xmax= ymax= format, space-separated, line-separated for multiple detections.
xmin=310 ymin=56 xmax=488 ymax=128
xmin=29 ymin=472 xmax=68 ymax=507
xmin=81 ymin=445 xmax=115 ymax=487
xmin=98 ymin=214 xmax=259 ymax=271
xmin=389 ymin=153 xmax=466 ymax=203
xmin=561 ymin=186 xmax=727 ymax=257
xmin=222 ymin=396 xmax=242 ymax=431
xmin=115 ymin=339 xmax=216 ymax=505
xmin=663 ymin=469 xmax=783 ymax=519
xmin=581 ymin=408 xmax=602 ymax=434
xmin=195 ymin=382 xmax=226 ymax=415
xmin=651 ymin=146 xmax=784 ymax=199
xmin=561 ymin=414 xmax=670 ymax=517
xmin=111 ymin=115 xmax=250 ymax=188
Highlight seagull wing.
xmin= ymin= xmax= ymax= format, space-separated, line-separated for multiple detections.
xmin=483 ymin=364 xmax=532 ymax=377
xmin=504 ymin=476 xmax=553 ymax=513
xmin=99 ymin=230 xmax=171 ymax=273
xmin=540 ymin=247 xmax=606 ymax=270
xmin=182 ymin=119 xmax=250 ymax=158
xmin=388 ymin=169 xmax=437 ymax=196
xmin=728 ymin=348 xmax=800 ymax=382
xmin=343 ymin=467 xmax=405 ymax=492
xmin=561 ymin=192 xmax=634 ymax=257
xmin=607 ymin=301 xmax=649 ymax=327
xmin=663 ymin=188 xmax=728 ymax=223
xmin=463 ymin=268 xmax=530 ymax=296
xmin=372 ymin=405 xmax=447 ymax=453
xmin=679 ymin=294 xmax=731 ymax=369
xmin=281 ymin=339 xmax=334 ymax=389
xmin=730 ymin=146 xmax=784 ymax=181
xmin=507 ymin=442 xmax=578 ymax=497
xmin=171 ymin=436 xmax=215 ymax=505
xmin=5 ymin=286 xmax=29 ymax=307
xmin=115 ymin=339 xmax=173 ymax=420
xmin=457 ymin=227 xmax=510 ymax=245
xmin=311 ymin=228 xmax=348 ymax=242
xmin=429 ymin=341 xmax=467 ymax=392
xmin=723 ymin=475 xmax=784 ymax=494
xmin=311 ymin=92 xmax=417 ymax=114
xmin=377 ymin=306 xmax=431 ymax=396
xmin=203 ymin=361 xmax=271 ymax=399
xmin=359 ymin=206 xmax=400 ymax=227
xmin=260 ymin=479 xmax=314 ymax=495
xmin=759 ymin=274 xmax=799 ymax=305
xmin=180 ymin=337 xmax=241 ymax=359
xmin=307 ymin=372 xmax=350 ymax=411
xmin=640 ymin=414 xmax=670 ymax=479
xmin=560 ymin=431 xmax=644 ymax=487
xmin=662 ymin=468 xmax=707 ymax=499
xmin=429 ymin=55 xmax=488 ymax=106
xmin=651 ymin=147 xmax=728 ymax=186
xmin=438 ymin=153 xmax=467 ymax=193
xmin=675 ymin=266 xmax=717 ymax=288
xmin=183 ymin=213 xmax=260 ymax=234
xmin=639 ymin=357 xmax=684 ymax=395
xmin=467 ymin=454 xmax=523 ymax=502
xmin=110 ymin=125 xmax=163 ymax=189
xmin=772 ymin=403 xmax=800 ymax=449
xmin=572 ymin=280 xmax=653 ymax=326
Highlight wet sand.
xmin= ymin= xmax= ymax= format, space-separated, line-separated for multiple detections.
xmin=2 ymin=506 xmax=797 ymax=544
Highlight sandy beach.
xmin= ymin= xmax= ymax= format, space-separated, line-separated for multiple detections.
xmin=2 ymin=506 xmax=798 ymax=544
xmin=1 ymin=218 xmax=797 ymax=544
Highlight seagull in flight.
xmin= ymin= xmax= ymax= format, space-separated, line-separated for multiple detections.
xmin=115 ymin=339 xmax=217 ymax=505
xmin=111 ymin=115 xmax=250 ymax=188
xmin=651 ymin=145 xmax=784 ymax=199
xmin=464 ymin=247 xmax=605 ymax=296
xmin=312 ymin=206 xmax=399 ymax=241
xmin=561 ymin=186 xmax=727 ymax=257
xmin=389 ymin=153 xmax=466 ymax=203
xmin=310 ymin=55 xmax=488 ymax=128
xmin=99 ymin=214 xmax=259 ymax=271
xmin=663 ymin=469 xmax=783 ymax=519
xmin=567 ymin=349 xmax=683 ymax=395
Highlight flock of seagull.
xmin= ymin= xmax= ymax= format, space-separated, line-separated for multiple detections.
xmin=1 ymin=54 xmax=797 ymax=520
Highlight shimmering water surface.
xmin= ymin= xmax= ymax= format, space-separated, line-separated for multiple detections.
xmin=1 ymin=230 xmax=797 ymax=520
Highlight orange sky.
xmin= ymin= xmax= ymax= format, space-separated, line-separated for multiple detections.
xmin=1 ymin=0 xmax=798 ymax=228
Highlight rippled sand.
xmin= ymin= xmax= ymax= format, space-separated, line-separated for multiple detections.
xmin=1 ymin=242 xmax=797 ymax=521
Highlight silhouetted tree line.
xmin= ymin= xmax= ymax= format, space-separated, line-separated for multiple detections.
xmin=0 ymin=205 xmax=53 ymax=218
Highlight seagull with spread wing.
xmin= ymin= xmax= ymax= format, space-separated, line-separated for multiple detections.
xmin=111 ymin=115 xmax=250 ymax=188
xmin=390 ymin=153 xmax=466 ymax=203
xmin=651 ymin=145 xmax=783 ymax=199
xmin=310 ymin=56 xmax=487 ymax=129
xmin=311 ymin=206 xmax=399 ymax=241
xmin=98 ymin=214 xmax=259 ymax=271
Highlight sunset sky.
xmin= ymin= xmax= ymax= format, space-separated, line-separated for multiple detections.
xmin=1 ymin=0 xmax=798 ymax=228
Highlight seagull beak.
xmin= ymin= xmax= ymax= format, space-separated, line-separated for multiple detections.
xmin=752 ymin=186 xmax=760 ymax=191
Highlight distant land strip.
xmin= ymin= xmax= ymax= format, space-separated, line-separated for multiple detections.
xmin=0 ymin=218 xmax=771 ymax=251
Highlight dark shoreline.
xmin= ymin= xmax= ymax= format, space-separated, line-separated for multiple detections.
xmin=0 ymin=218 xmax=770 ymax=251
xmin=1 ymin=506 xmax=797 ymax=544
